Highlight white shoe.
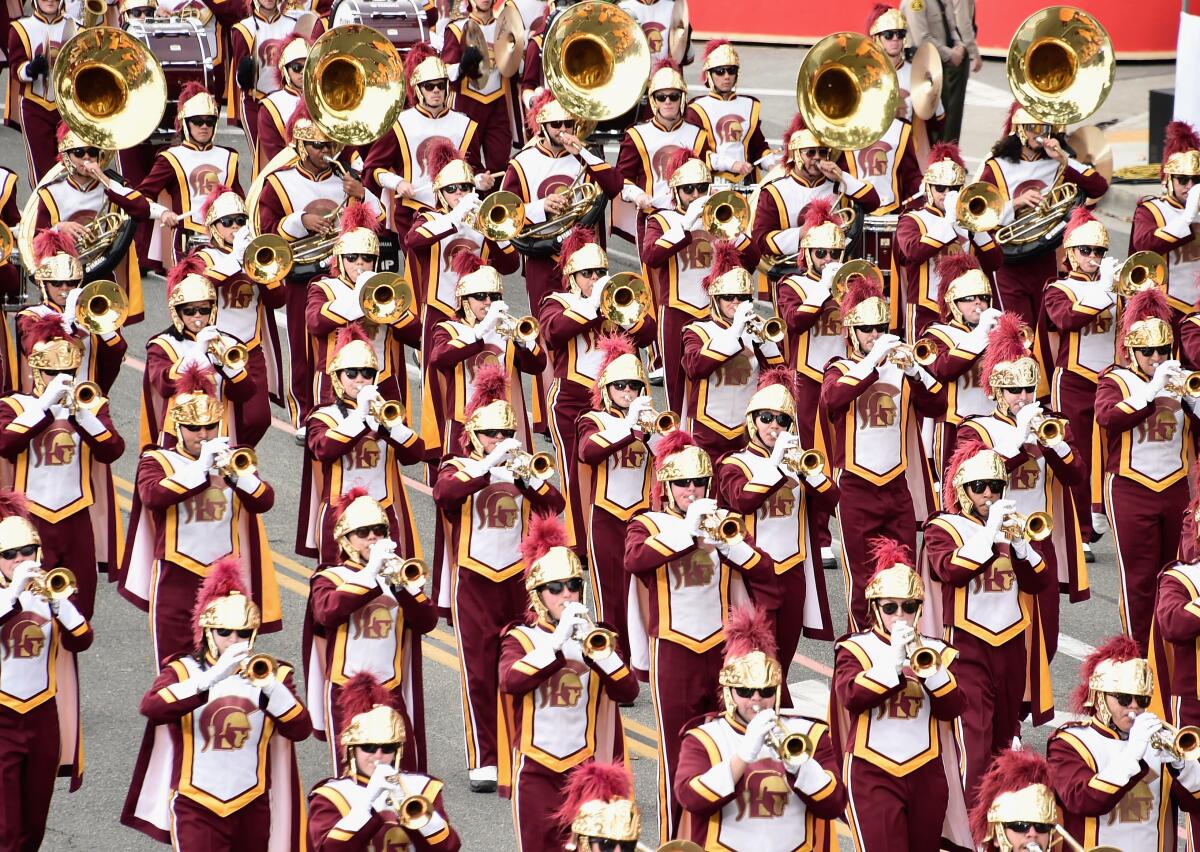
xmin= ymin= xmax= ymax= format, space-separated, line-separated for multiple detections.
xmin=468 ymin=766 xmax=498 ymax=793
xmin=1091 ymin=512 xmax=1110 ymax=536
xmin=1082 ymin=542 xmax=1095 ymax=564
xmin=293 ymin=426 xmax=306 ymax=445
xmin=821 ymin=546 xmax=836 ymax=570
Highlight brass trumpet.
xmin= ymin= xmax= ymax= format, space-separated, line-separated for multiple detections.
xmin=384 ymin=774 xmax=433 ymax=830
xmin=505 ymin=451 xmax=555 ymax=480
xmin=753 ymin=705 xmax=812 ymax=763
xmin=1165 ymin=370 xmax=1200 ymax=398
xmin=238 ymin=653 xmax=277 ymax=688
xmin=699 ymin=510 xmax=745 ymax=543
xmin=359 ymin=272 xmax=414 ymax=324
xmin=495 ymin=311 xmax=540 ymax=343
xmin=369 ymin=397 xmax=405 ymax=429
xmin=1046 ymin=825 xmax=1122 ymax=852
xmin=214 ymin=447 xmax=257 ymax=478
xmin=702 ymin=190 xmax=751 ymax=240
xmin=781 ymin=447 xmax=825 ymax=477
xmin=1031 ymin=414 xmax=1068 ymax=444
xmin=999 ymin=510 xmax=1053 ymax=543
xmin=636 ymin=408 xmax=678 ymax=435
xmin=379 ymin=557 xmax=427 ymax=587
xmin=744 ymin=312 xmax=785 ymax=344
xmin=68 ymin=381 xmax=103 ymax=414
xmin=1149 ymin=722 xmax=1200 ymax=761
xmin=75 ymin=279 xmax=128 ymax=334
xmin=904 ymin=636 xmax=941 ymax=678
xmin=30 ymin=567 xmax=77 ymax=602
xmin=1115 ymin=251 xmax=1166 ymax=297
xmin=886 ymin=340 xmax=936 ymax=369
xmin=572 ymin=613 xmax=617 ymax=660
xmin=243 ymin=234 xmax=293 ymax=285
xmin=209 ymin=336 xmax=250 ymax=370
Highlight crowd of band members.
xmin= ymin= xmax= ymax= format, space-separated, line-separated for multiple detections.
xmin=2 ymin=0 xmax=1200 ymax=849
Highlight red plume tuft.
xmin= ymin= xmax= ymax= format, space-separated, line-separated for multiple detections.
xmin=332 ymin=486 xmax=370 ymax=525
xmin=942 ymin=435 xmax=990 ymax=513
xmin=756 ymin=365 xmax=797 ymax=401
xmin=702 ymin=240 xmax=744 ymax=293
xmin=650 ymin=430 xmax=699 ymax=510
xmin=662 ymin=146 xmax=696 ymax=182
xmin=199 ymin=183 xmax=235 ymax=223
xmin=559 ymin=225 xmax=598 ymax=266
xmin=520 ymin=511 xmax=567 ymax=568
xmin=801 ymin=196 xmax=839 ymax=230
xmin=979 ymin=312 xmax=1031 ymax=389
xmin=1064 ymin=204 xmax=1100 ymax=237
xmin=937 ymin=253 xmax=984 ymax=320
xmin=277 ymin=32 xmax=310 ymax=63
xmin=926 ymin=141 xmax=964 ymax=169
xmin=33 ymin=228 xmax=79 ymax=265
xmin=554 ymin=762 xmax=634 ymax=831
xmin=969 ymin=749 xmax=1054 ymax=843
xmin=723 ymin=604 xmax=777 ymax=662
xmin=339 ymin=200 xmax=378 ymax=236
xmin=525 ymin=88 xmax=556 ymax=136
xmin=24 ymin=312 xmax=73 ymax=348
xmin=868 ymin=535 xmax=913 ymax=573
xmin=463 ymin=363 xmax=509 ymax=420
xmin=1163 ymin=120 xmax=1200 ymax=180
xmin=191 ymin=556 xmax=251 ymax=643
xmin=424 ymin=137 xmax=464 ymax=183
xmin=166 ymin=255 xmax=209 ymax=300
xmin=865 ymin=3 xmax=895 ymax=31
xmin=404 ymin=42 xmax=441 ymax=100
xmin=0 ymin=489 xmax=31 ymax=521
xmin=285 ymin=100 xmax=313 ymax=142
xmin=591 ymin=332 xmax=637 ymax=409
xmin=651 ymin=57 xmax=682 ymax=78
xmin=332 ymin=321 xmax=372 ymax=357
xmin=783 ymin=113 xmax=807 ymax=150
xmin=337 ymin=672 xmax=400 ymax=744
xmin=1120 ymin=287 xmax=1171 ymax=342
xmin=1002 ymin=101 xmax=1021 ymax=137
xmin=1069 ymin=634 xmax=1142 ymax=713
xmin=450 ymin=250 xmax=484 ymax=278
xmin=174 ymin=362 xmax=218 ymax=398
xmin=56 ymin=122 xmax=71 ymax=146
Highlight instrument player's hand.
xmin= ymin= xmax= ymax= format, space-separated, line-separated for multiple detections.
xmin=817 ymin=159 xmax=842 ymax=183
xmin=736 ymin=707 xmax=777 ymax=762
xmin=1041 ymin=137 xmax=1068 ymax=164
xmin=730 ymin=300 xmax=756 ymax=336
xmin=57 ymin=221 xmax=88 ymax=243
xmin=976 ymin=308 xmax=1003 ymax=334
xmin=483 ymin=437 xmax=522 ymax=470
xmin=768 ymin=430 xmax=798 ymax=468
xmin=365 ymin=538 xmax=397 ymax=578
xmin=684 ymin=498 xmax=717 ymax=538
xmin=1186 ymin=184 xmax=1200 ymax=220
xmin=559 ymin=133 xmax=584 ymax=155
xmin=1127 ymin=710 xmax=1163 ymax=762
xmin=1014 ymin=401 xmax=1043 ymax=440
xmin=474 ymin=171 xmax=497 ymax=192
xmin=817 ymin=261 xmax=842 ymax=293
xmin=342 ymin=173 xmax=366 ymax=200
xmin=1013 ymin=187 xmax=1044 ymax=212
xmin=550 ymin=603 xmax=587 ymax=650
xmin=365 ymin=763 xmax=400 ymax=808
xmin=160 ymin=210 xmax=181 ymax=229
xmin=890 ymin=622 xmax=915 ymax=664
xmin=543 ymin=193 xmax=570 ymax=217
xmin=449 ymin=192 xmax=481 ymax=225
xmin=682 ymin=195 xmax=707 ymax=230
xmin=354 ymin=384 xmax=380 ymax=417
xmin=863 ymin=333 xmax=900 ymax=369
xmin=197 ymin=436 xmax=230 ymax=471
xmin=623 ymin=395 xmax=654 ymax=429
xmin=38 ymin=373 xmax=74 ymax=410
xmin=1149 ymin=359 xmax=1182 ymax=397
xmin=207 ymin=641 xmax=251 ymax=687
xmin=77 ymin=160 xmax=107 ymax=184
xmin=1098 ymin=256 xmax=1120 ymax=292
xmin=62 ymin=287 xmax=83 ymax=330
xmin=195 ymin=325 xmax=223 ymax=347
xmin=476 ymin=300 xmax=507 ymax=337
xmin=10 ymin=560 xmax=42 ymax=593
xmin=301 ymin=212 xmax=336 ymax=236
xmin=26 ymin=54 xmax=49 ymax=80
xmin=985 ymin=499 xmax=1017 ymax=542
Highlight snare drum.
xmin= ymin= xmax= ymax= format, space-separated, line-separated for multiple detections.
xmin=859 ymin=214 xmax=899 ymax=279
xmin=129 ymin=18 xmax=213 ymax=142
xmin=331 ymin=0 xmax=427 ymax=52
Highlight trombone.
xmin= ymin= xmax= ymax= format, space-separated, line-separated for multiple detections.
xmin=998 ymin=510 xmax=1053 ymax=543
xmin=1115 ymin=251 xmax=1166 ymax=297
xmin=379 ymin=556 xmax=428 ymax=587
xmin=1149 ymin=722 xmax=1200 ymax=761
xmin=699 ymin=510 xmax=745 ymax=543
xmin=955 ymin=182 xmax=1004 ymax=232
xmin=744 ymin=312 xmax=785 ymax=344
xmin=702 ymin=190 xmax=750 ymax=240
xmin=505 ymin=451 xmax=555 ymax=480
xmin=238 ymin=653 xmax=278 ymax=688
xmin=384 ymin=773 xmax=433 ymax=830
xmin=214 ymin=447 xmax=257 ymax=478
xmin=495 ymin=311 xmax=540 ymax=343
xmin=30 ymin=567 xmax=77 ymax=602
xmin=359 ymin=272 xmax=413 ymax=324
xmin=572 ymin=613 xmax=618 ymax=660
xmin=209 ymin=335 xmax=250 ymax=370
xmin=781 ymin=447 xmax=825 ymax=477
xmin=75 ymin=279 xmax=128 ymax=334
xmin=637 ymin=408 xmax=678 ymax=435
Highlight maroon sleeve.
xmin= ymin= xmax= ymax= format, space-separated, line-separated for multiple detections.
xmin=1095 ymin=373 xmax=1156 ymax=433
xmin=362 ymin=128 xmax=403 ymax=196
xmin=308 ymin=787 xmax=387 ymax=851
xmin=625 ymin=515 xmax=695 ymax=578
xmin=231 ymin=470 xmax=274 ymax=513
xmin=576 ymin=414 xmax=637 ymax=466
xmin=820 ymin=361 xmax=872 ymax=418
xmin=139 ymin=662 xmax=207 ymax=723
xmin=93 ymin=332 xmax=127 ymax=392
xmin=776 ymin=278 xmax=824 ymax=336
xmin=833 ymin=643 xmax=898 ymax=715
xmin=1156 ymin=572 xmax=1200 ymax=644
xmin=499 ymin=630 xmax=564 ymax=695
xmin=0 ymin=398 xmax=49 ymax=458
xmin=517 ymin=477 xmax=565 ymax=516
xmin=257 ymin=107 xmax=288 ymax=168
xmin=432 ymin=461 xmax=488 ymax=515
xmin=538 ymin=297 xmax=603 ymax=349
xmin=482 ymin=238 xmax=520 ymax=275
xmin=715 ymin=457 xmax=773 ymax=515
xmin=1181 ymin=316 xmax=1200 ymax=370
xmin=1131 ymin=201 xmax=1195 ymax=256
xmin=1064 ymin=163 xmax=1108 ymax=201
xmin=1048 ymin=730 xmax=1144 ymax=816
xmin=136 ymin=155 xmax=177 ymax=202
xmin=1042 ymin=282 xmax=1103 ymax=332
xmin=269 ymin=670 xmax=314 ymax=741
xmin=641 ymin=214 xmax=689 ymax=267
xmin=57 ymin=612 xmax=95 ymax=652
xmin=395 ymin=586 xmax=439 ymax=636
xmin=305 ymin=414 xmax=359 ymax=463
xmin=750 ymin=187 xmax=785 ymax=258
xmin=895 ymin=213 xmax=942 ymax=267
xmin=75 ymin=402 xmax=125 ymax=463
xmin=615 ymin=134 xmax=646 ymax=191
xmin=306 ymin=282 xmax=342 ymax=336
xmin=136 ymin=450 xmax=204 ymax=511
xmin=309 ymin=572 xmax=384 ymax=628
xmin=681 ymin=326 xmax=732 ymax=381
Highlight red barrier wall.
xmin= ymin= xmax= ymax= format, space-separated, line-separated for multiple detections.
xmin=691 ymin=0 xmax=1178 ymax=59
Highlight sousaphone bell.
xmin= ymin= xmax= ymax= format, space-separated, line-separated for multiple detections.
xmin=1006 ymin=6 xmax=1114 ymax=126
xmin=795 ymin=31 xmax=899 ymax=151
xmin=303 ymin=24 xmax=406 ymax=146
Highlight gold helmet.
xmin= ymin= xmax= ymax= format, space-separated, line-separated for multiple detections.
xmin=784 ymin=114 xmax=824 ymax=165
xmin=1120 ymin=287 xmax=1173 ymax=356
xmin=971 ymin=749 xmax=1060 ymax=852
xmin=175 ymin=82 xmax=219 ymax=144
xmin=593 ymin=333 xmax=648 ymax=414
xmin=981 ymin=312 xmax=1038 ymax=414
xmin=838 ymin=273 xmax=888 ymax=356
xmin=287 ymin=102 xmax=338 ymax=157
xmin=560 ymin=226 xmax=607 ymax=288
xmin=863 ymin=537 xmax=923 ymax=626
xmin=522 ymin=514 xmax=583 ymax=618
xmin=718 ymin=605 xmax=783 ymax=713
xmin=326 ymin=323 xmax=379 ymax=400
xmin=1076 ymin=635 xmax=1153 ymax=727
xmin=744 ymin=367 xmax=797 ymax=447
xmin=451 ymin=251 xmax=503 ymax=314
xmin=199 ymin=184 xmax=248 ymax=250
xmin=192 ymin=556 xmax=262 ymax=657
xmin=119 ymin=0 xmax=156 ymax=13
xmin=867 ymin=4 xmax=906 ymax=37
xmin=405 ymin=43 xmax=450 ymax=109
xmin=25 ymin=313 xmax=83 ymax=395
xmin=1162 ymin=121 xmax=1200 ymax=187
xmin=799 ymin=197 xmax=846 ymax=271
xmin=525 ymin=88 xmax=576 ymax=140
xmin=277 ymin=32 xmax=310 ymax=78
xmin=1004 ymin=101 xmax=1050 ymax=148
xmin=56 ymin=122 xmax=113 ymax=174
xmin=923 ymin=142 xmax=967 ymax=194
xmin=166 ymin=256 xmax=217 ymax=334
xmin=937 ymin=254 xmax=992 ymax=325
xmin=558 ymin=762 xmax=641 ymax=850
xmin=461 ymin=364 xmax=515 ymax=456
xmin=31 ymin=229 xmax=83 ymax=290
xmin=331 ymin=488 xmax=388 ymax=560
xmin=647 ymin=58 xmax=686 ymax=120
xmin=663 ymin=147 xmax=711 ymax=209
xmin=945 ymin=440 xmax=1007 ymax=516
xmin=332 ymin=201 xmax=381 ymax=263
xmin=0 ymin=490 xmax=40 ymax=564
xmin=701 ymin=39 xmax=740 ymax=88
xmin=1061 ymin=207 xmax=1109 ymax=273
xmin=168 ymin=363 xmax=225 ymax=441
xmin=653 ymin=431 xmax=712 ymax=513
xmin=703 ymin=240 xmax=754 ymax=321
xmin=424 ymin=138 xmax=474 ymax=209
xmin=338 ymin=672 xmax=407 ymax=774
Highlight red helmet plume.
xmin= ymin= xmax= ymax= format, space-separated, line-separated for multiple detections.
xmin=404 ymin=42 xmax=442 ymax=100
xmin=651 ymin=57 xmax=682 ymax=78
xmin=942 ymin=435 xmax=990 ymax=513
xmin=869 ymin=535 xmax=913 ymax=573
xmin=332 ymin=321 xmax=372 ymax=356
xmin=1163 ymin=120 xmax=1200 ymax=180
xmin=56 ymin=122 xmax=71 ymax=146
xmin=968 ymin=748 xmax=1054 ymax=842
xmin=337 ymin=672 xmax=400 ymax=742
xmin=199 ymin=183 xmax=235 ymax=222
xmin=520 ymin=512 xmax=567 ymax=567
xmin=650 ymin=429 xmax=698 ymax=510
xmin=463 ymin=363 xmax=509 ymax=420
xmin=339 ymin=200 xmax=378 ymax=236
xmin=979 ymin=312 xmax=1030 ymax=388
xmin=450 ymin=250 xmax=484 ymax=278
xmin=839 ymin=273 xmax=884 ymax=315
xmin=702 ymin=240 xmax=743 ymax=292
xmin=1064 ymin=204 xmax=1100 ymax=238
xmin=525 ymin=88 xmax=556 ymax=136
xmin=554 ymin=762 xmax=634 ymax=830
xmin=425 ymin=137 xmax=464 ymax=183
xmin=591 ymin=332 xmax=637 ymax=408
xmin=1002 ymin=101 xmax=1022 ymax=137
xmin=662 ymin=146 xmax=695 ymax=182
xmin=25 ymin=312 xmax=76 ymax=347
xmin=33 ymin=229 xmax=79 ymax=265
xmin=756 ymin=365 xmax=797 ymax=400
xmin=1120 ymin=287 xmax=1171 ymax=341
xmin=783 ymin=113 xmax=807 ymax=150
xmin=166 ymin=255 xmax=209 ymax=299
xmin=701 ymin=38 xmax=732 ymax=65
xmin=174 ymin=82 xmax=212 ymax=129
xmin=926 ymin=141 xmax=964 ymax=169
xmin=191 ymin=556 xmax=251 ymax=642
xmin=723 ymin=604 xmax=777 ymax=662
xmin=0 ymin=489 xmax=32 ymax=522
xmin=559 ymin=225 xmax=598 ymax=266
xmin=801 ymin=196 xmax=839 ymax=230
xmin=1070 ymin=635 xmax=1142 ymax=713
xmin=175 ymin=362 xmax=218 ymax=397
xmin=285 ymin=100 xmax=314 ymax=141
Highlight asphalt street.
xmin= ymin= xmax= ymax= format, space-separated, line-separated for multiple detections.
xmin=0 ymin=41 xmax=1176 ymax=852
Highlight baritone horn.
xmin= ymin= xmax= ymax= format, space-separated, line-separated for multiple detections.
xmin=955 ymin=182 xmax=1004 ymax=233
xmin=572 ymin=613 xmax=617 ymax=659
xmin=999 ymin=510 xmax=1053 ymax=542
xmin=699 ymin=510 xmax=745 ymax=543
xmin=496 ymin=311 xmax=540 ymax=343
xmin=32 ymin=567 xmax=78 ymax=601
xmin=359 ymin=272 xmax=413 ymax=324
xmin=781 ymin=447 xmax=825 ymax=476
xmin=702 ymin=190 xmax=750 ymax=240
xmin=506 ymin=451 xmax=555 ymax=480
xmin=243 ymin=234 xmax=293 ymax=285
xmin=75 ymin=279 xmax=128 ymax=334
xmin=1149 ymin=722 xmax=1200 ymax=761
xmin=239 ymin=653 xmax=278 ymax=687
xmin=214 ymin=447 xmax=257 ymax=478
xmin=1116 ymin=251 xmax=1167 ymax=296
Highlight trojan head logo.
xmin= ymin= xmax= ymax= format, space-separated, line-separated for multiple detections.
xmin=416 ymin=135 xmax=455 ymax=179
xmin=715 ymin=114 xmax=745 ymax=145
xmin=615 ymin=440 xmax=646 ymax=470
xmin=879 ymin=677 xmax=924 ymax=720
xmin=1137 ymin=400 xmax=1180 ymax=444
xmin=964 ymin=362 xmax=983 ymax=390
xmin=351 ymin=597 xmax=396 ymax=640
xmin=32 ymin=426 xmax=76 ymax=467
xmin=199 ymin=695 xmax=257 ymax=751
xmin=972 ymin=555 xmax=1015 ymax=594
xmin=474 ymin=483 xmax=521 ymax=529
xmin=1010 ymin=458 xmax=1040 ymax=491
xmin=466 ymin=347 xmax=503 ymax=379
xmin=257 ymin=38 xmax=286 ymax=91
xmin=856 ymin=140 xmax=893 ymax=177
xmin=1012 ymin=179 xmax=1048 ymax=202
xmin=652 ymin=145 xmax=687 ymax=185
xmin=857 ymin=385 xmax=900 ymax=429
xmin=442 ymin=237 xmax=479 ymax=274
xmin=537 ymin=173 xmax=573 ymax=200
xmin=817 ymin=307 xmax=843 ymax=337
xmin=183 ymin=485 xmax=228 ymax=523
xmin=537 ymin=659 xmax=587 ymax=708
xmin=305 ymin=198 xmax=339 ymax=220
xmin=761 ymin=486 xmax=795 ymax=519
xmin=642 ymin=22 xmax=666 ymax=58
xmin=351 ymin=438 xmax=381 ymax=470
xmin=670 ymin=549 xmax=714 ymax=590
xmin=382 ymin=826 xmax=413 ymax=851
xmin=714 ymin=352 xmax=753 ymax=387
xmin=734 ymin=763 xmax=791 ymax=820
xmin=1085 ymin=310 xmax=1113 ymax=336
xmin=1109 ymin=779 xmax=1154 ymax=824
xmin=680 ymin=233 xmax=714 ymax=272
xmin=222 ymin=280 xmax=256 ymax=310
xmin=189 ymin=165 xmax=221 ymax=200
xmin=938 ymin=239 xmax=965 ymax=260
xmin=67 ymin=209 xmax=98 ymax=226
xmin=0 ymin=611 xmax=49 ymax=660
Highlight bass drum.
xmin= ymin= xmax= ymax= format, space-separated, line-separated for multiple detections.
xmin=331 ymin=0 xmax=427 ymax=53
xmin=128 ymin=17 xmax=214 ymax=144
xmin=855 ymin=214 xmax=898 ymax=281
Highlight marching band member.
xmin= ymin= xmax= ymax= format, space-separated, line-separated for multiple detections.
xmin=254 ymin=102 xmax=384 ymax=431
xmin=119 ymin=364 xmax=279 ymax=666
xmin=16 ymin=229 xmax=126 ymax=396
xmin=959 ymin=311 xmax=1086 ymax=661
xmin=136 ymin=82 xmax=242 ymax=267
xmin=969 ymin=748 xmax=1060 ymax=852
xmin=192 ymin=184 xmax=286 ymax=448
xmin=680 ymin=242 xmax=784 ymax=460
xmin=0 ymin=166 xmax=18 ymax=389
xmin=684 ymin=40 xmax=767 ymax=184
xmin=923 ymin=439 xmax=1053 ymax=805
xmin=834 ymin=539 xmax=964 ymax=851
xmin=5 ymin=0 xmax=72 ymax=185
xmin=675 ymin=604 xmax=844 ymax=850
xmin=499 ymin=513 xmax=637 ymax=851
xmin=751 ymin=114 xmax=880 ymax=272
xmin=1156 ymin=525 xmax=1200 ymax=729
xmin=541 ymin=227 xmax=656 ymax=550
xmin=0 ymin=490 xmax=91 ymax=849
xmin=363 ymin=43 xmax=483 ymax=236
xmin=425 ymin=252 xmax=545 ymax=478
xmin=820 ymin=274 xmax=941 ymax=629
xmin=308 ymin=673 xmax=461 ymax=851
xmin=576 ymin=334 xmax=658 ymax=661
xmin=979 ymin=103 xmax=1109 ymax=326
xmin=872 ymin=3 xmax=945 ymax=143
xmin=1042 ymin=207 xmax=1120 ymax=550
xmin=1047 ymin=636 xmax=1200 ymax=849
xmin=140 ymin=257 xmax=257 ymax=448
xmin=1130 ymin=120 xmax=1200 ymax=315
xmin=921 ymin=254 xmax=1001 ymax=478
xmin=1096 ymin=287 xmax=1196 ymax=654
xmin=299 ymin=325 xmax=424 ymax=564
xmin=617 ymin=0 xmax=684 ymax=64
xmin=254 ymin=32 xmax=308 ymax=171
xmin=895 ymin=142 xmax=1002 ymax=339
xmin=431 ymin=366 xmax=564 ymax=793
xmin=501 ymin=90 xmax=622 ymax=308
xmin=641 ymin=150 xmax=758 ymax=413
xmin=717 ymin=367 xmax=837 ymax=671
xmin=305 ymin=490 xmax=437 ymax=772
xmin=121 ymin=560 xmax=310 ymax=851
xmin=554 ymin=762 xmax=643 ymax=852
xmin=624 ymin=430 xmax=775 ymax=839
xmin=0 ymin=314 xmax=125 ymax=618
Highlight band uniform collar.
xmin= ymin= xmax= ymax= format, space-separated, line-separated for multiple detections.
xmin=994 ymin=409 xmax=1017 ymax=426
xmin=535 ymin=141 xmax=571 ymax=159
xmin=871 ymin=625 xmax=892 ymax=644
xmin=723 ymin=711 xmax=748 ymax=733
xmin=1089 ymin=716 xmax=1122 ymax=739
xmin=253 ymin=7 xmax=281 ymax=22
xmin=468 ymin=10 xmax=492 ymax=24
xmin=297 ymin=160 xmax=333 ymax=181
xmin=1019 ymin=150 xmax=1045 ymax=163
xmin=415 ymin=103 xmax=447 ymax=120
xmin=66 ymin=173 xmax=98 ymax=192
xmin=923 ymin=202 xmax=946 ymax=217
xmin=651 ymin=116 xmax=684 ymax=133
xmin=710 ymin=91 xmax=737 ymax=102
xmin=34 ymin=9 xmax=63 ymax=22
xmin=1066 ymin=270 xmax=1096 ymax=283
xmin=1164 ymin=193 xmax=1184 ymax=210
xmin=789 ymin=171 xmax=826 ymax=189
xmin=183 ymin=140 xmax=213 ymax=153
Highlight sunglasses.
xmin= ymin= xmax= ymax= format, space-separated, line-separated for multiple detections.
xmin=594 ymin=842 xmax=637 ymax=852
xmin=755 ymin=411 xmax=793 ymax=428
xmin=811 ymin=248 xmax=841 ymax=260
xmin=124 ymin=6 xmax=153 ymax=15
xmin=672 ymin=477 xmax=710 ymax=488
xmin=734 ymin=686 xmax=777 ymax=698
xmin=306 ymin=141 xmax=335 ymax=151
xmin=1025 ymin=124 xmax=1053 ymax=136
xmin=339 ymin=367 xmax=377 ymax=380
xmin=1075 ymin=246 xmax=1107 ymax=257
xmin=931 ymin=184 xmax=961 ymax=194
xmin=1112 ymin=693 xmax=1152 ymax=708
xmin=1175 ymin=175 xmax=1200 ymax=186
xmin=1003 ymin=386 xmax=1037 ymax=395
xmin=443 ymin=183 xmax=474 ymax=194
xmin=858 ymin=323 xmax=890 ymax=334
xmin=575 ymin=268 xmax=606 ymax=279
xmin=469 ymin=292 xmax=503 ymax=302
xmin=68 ymin=147 xmax=102 ymax=159
xmin=1004 ymin=823 xmax=1053 ymax=835
xmin=879 ymin=601 xmax=921 ymax=615
xmin=541 ymin=578 xmax=584 ymax=595
xmin=340 ymin=254 xmax=377 ymax=264
xmin=216 ymin=215 xmax=248 ymax=228
xmin=956 ymin=295 xmax=991 ymax=305
xmin=653 ymin=92 xmax=683 ymax=103
xmin=352 ymin=525 xmax=389 ymax=539
xmin=878 ymin=29 xmax=907 ymax=40
xmin=801 ymin=148 xmax=832 ymax=158
xmin=719 ymin=294 xmax=753 ymax=303
xmin=177 ymin=305 xmax=211 ymax=317
xmin=1135 ymin=345 xmax=1173 ymax=357
xmin=187 ymin=116 xmax=217 ymax=128
xmin=679 ymin=183 xmax=710 ymax=194
xmin=546 ymin=120 xmax=575 ymax=129
xmin=608 ymin=380 xmax=644 ymax=392
xmin=286 ymin=61 xmax=306 ymax=73
xmin=418 ymin=80 xmax=448 ymax=92
xmin=477 ymin=428 xmax=516 ymax=439
xmin=966 ymin=480 xmax=1006 ymax=495
xmin=359 ymin=743 xmax=400 ymax=754
xmin=0 ymin=545 xmax=38 ymax=561
xmin=214 ymin=628 xmax=254 ymax=638
xmin=181 ymin=422 xmax=219 ymax=433
xmin=708 ymin=65 xmax=737 ymax=76
xmin=45 ymin=280 xmax=80 ymax=289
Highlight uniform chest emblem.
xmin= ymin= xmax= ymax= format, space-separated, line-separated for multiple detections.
xmin=736 ymin=763 xmax=791 ymax=819
xmin=199 ymin=695 xmax=257 ymax=751
xmin=474 ymin=483 xmax=521 ymax=529
xmin=0 ymin=611 xmax=48 ymax=659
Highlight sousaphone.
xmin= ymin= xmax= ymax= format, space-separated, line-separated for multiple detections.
xmin=304 ymin=24 xmax=407 ymax=146
xmin=1007 ymin=6 xmax=1114 ymax=127
xmin=795 ymin=31 xmax=898 ymax=152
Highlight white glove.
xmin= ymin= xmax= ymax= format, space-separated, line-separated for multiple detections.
xmin=550 ymin=601 xmax=588 ymax=650
xmin=984 ymin=498 xmax=1017 ymax=542
xmin=197 ymin=436 xmax=230 ymax=471
xmin=448 ymin=192 xmax=481 ymax=226
xmin=975 ymin=308 xmax=1002 ymax=335
xmin=623 ymin=395 xmax=654 ymax=429
xmin=195 ymin=641 xmax=250 ymax=691
xmin=365 ymin=763 xmax=400 ymax=811
xmin=1187 ymin=183 xmax=1200 ymax=220
xmin=231 ymin=226 xmax=252 ymax=261
xmin=683 ymin=498 xmax=718 ymax=538
xmin=476 ymin=300 xmax=507 ymax=337
xmin=9 ymin=560 xmax=42 ymax=593
xmin=1010 ymin=535 xmax=1030 ymax=559
xmin=37 ymin=373 xmax=73 ymax=411
xmin=62 ymin=288 xmax=82 ymax=332
xmin=195 ymin=325 xmax=223 ymax=348
xmin=737 ymin=708 xmax=778 ymax=762
xmin=1149 ymin=360 xmax=1182 ymax=397
xmin=768 ymin=431 xmax=799 ymax=469
xmin=1098 ymin=256 xmax=1120 ymax=292
xmin=864 ymin=333 xmax=901 ymax=370
xmin=354 ymin=384 xmax=380 ymax=417
xmin=730 ymin=300 xmax=756 ymax=337
xmin=890 ymin=622 xmax=915 ymax=666
xmin=682 ymin=196 xmax=707 ymax=230
xmin=364 ymin=538 xmax=396 ymax=579
xmin=926 ymin=212 xmax=958 ymax=243
xmin=585 ymin=276 xmax=609 ymax=310
xmin=482 ymin=437 xmax=522 ymax=470
xmin=817 ymin=260 xmax=842 ymax=291
xmin=942 ymin=190 xmax=961 ymax=221
xmin=1126 ymin=711 xmax=1164 ymax=763
xmin=1014 ymin=402 xmax=1043 ymax=443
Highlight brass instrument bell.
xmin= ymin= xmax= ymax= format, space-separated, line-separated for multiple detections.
xmin=505 ymin=451 xmax=555 ymax=480
xmin=744 ymin=312 xmax=786 ymax=344
xmin=1116 ymin=251 xmax=1166 ymax=297
xmin=1006 ymin=6 xmax=1115 ymax=126
xmin=82 ymin=0 xmax=108 ymax=27
xmin=1150 ymin=723 xmax=1200 ymax=761
xmin=637 ymin=408 xmax=679 ymax=435
xmin=239 ymin=653 xmax=278 ymax=687
xmin=369 ymin=397 xmax=405 ymax=428
xmin=911 ymin=338 xmax=938 ymax=366
xmin=702 ymin=190 xmax=750 ymax=240
xmin=699 ymin=510 xmax=745 ymax=543
xmin=795 ymin=32 xmax=899 ymax=151
xmin=572 ymin=613 xmax=618 ymax=659
xmin=1032 ymin=414 xmax=1068 ymax=443
xmin=752 ymin=705 xmax=812 ymax=763
xmin=243 ymin=234 xmax=294 ymax=285
xmin=209 ymin=336 xmax=250 ymax=369
xmin=955 ymin=182 xmax=1004 ymax=233
xmin=1166 ymin=370 xmax=1200 ymax=398
xmin=75 ymin=279 xmax=128 ymax=334
xmin=32 ymin=567 xmax=78 ymax=601
xmin=598 ymin=272 xmax=652 ymax=328
xmin=904 ymin=637 xmax=941 ymax=678
xmin=379 ymin=557 xmax=427 ymax=587
xmin=384 ymin=774 xmax=433 ymax=830
xmin=359 ymin=272 xmax=413 ymax=324
xmin=215 ymin=447 xmax=257 ymax=478
xmin=303 ymin=25 xmax=406 ymax=146
xmin=1000 ymin=510 xmax=1054 ymax=542
xmin=495 ymin=311 xmax=540 ymax=343
xmin=469 ymin=191 xmax=524 ymax=241
xmin=70 ymin=381 xmax=103 ymax=413
xmin=830 ymin=260 xmax=885 ymax=305
xmin=781 ymin=447 xmax=825 ymax=477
